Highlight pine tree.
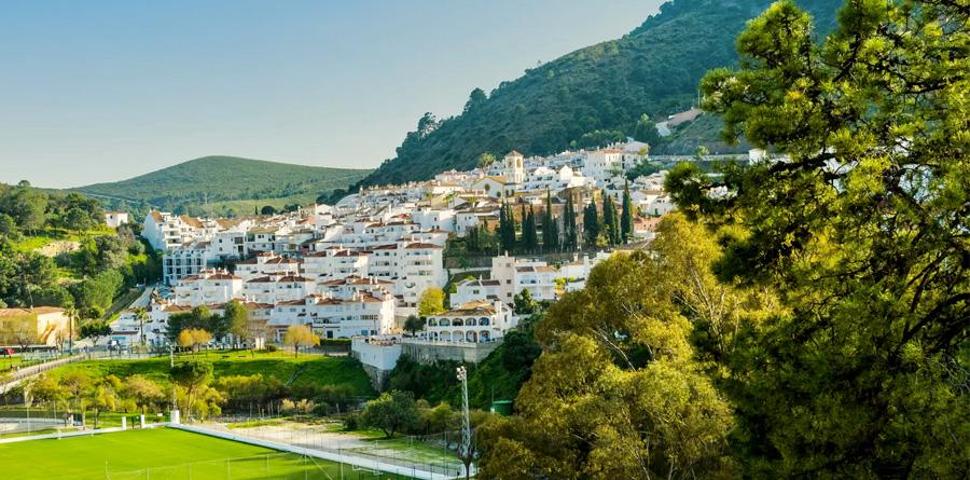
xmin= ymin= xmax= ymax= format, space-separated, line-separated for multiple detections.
xmin=621 ymin=181 xmax=634 ymax=244
xmin=583 ymin=200 xmax=600 ymax=248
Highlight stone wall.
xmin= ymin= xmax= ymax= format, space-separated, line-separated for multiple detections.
xmin=401 ymin=340 xmax=500 ymax=365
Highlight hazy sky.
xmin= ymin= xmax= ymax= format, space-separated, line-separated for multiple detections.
xmin=0 ymin=1 xmax=664 ymax=188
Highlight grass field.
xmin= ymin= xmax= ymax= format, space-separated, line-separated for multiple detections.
xmin=0 ymin=428 xmax=411 ymax=479
xmin=45 ymin=351 xmax=375 ymax=397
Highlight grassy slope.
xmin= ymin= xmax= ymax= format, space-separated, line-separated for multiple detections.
xmin=360 ymin=0 xmax=841 ymax=187
xmin=47 ymin=352 xmax=375 ymax=397
xmin=388 ymin=341 xmax=526 ymax=410
xmin=0 ymin=428 xmax=405 ymax=479
xmin=9 ymin=226 xmax=122 ymax=283
xmin=75 ymin=155 xmax=371 ymax=211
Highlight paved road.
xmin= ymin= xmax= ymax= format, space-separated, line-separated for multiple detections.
xmin=130 ymin=284 xmax=155 ymax=309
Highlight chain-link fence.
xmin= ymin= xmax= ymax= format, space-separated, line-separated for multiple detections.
xmin=105 ymin=452 xmax=416 ymax=480
xmin=219 ymin=423 xmax=466 ymax=478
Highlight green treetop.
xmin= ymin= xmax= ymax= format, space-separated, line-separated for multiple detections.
xmin=663 ymin=0 xmax=970 ymax=475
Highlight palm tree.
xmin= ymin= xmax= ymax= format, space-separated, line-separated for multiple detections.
xmin=477 ymin=152 xmax=497 ymax=176
xmin=132 ymin=307 xmax=149 ymax=348
xmin=64 ymin=306 xmax=82 ymax=355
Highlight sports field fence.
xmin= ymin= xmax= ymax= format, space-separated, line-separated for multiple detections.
xmin=104 ymin=451 xmax=442 ymax=480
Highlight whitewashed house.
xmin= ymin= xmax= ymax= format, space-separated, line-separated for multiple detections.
xmin=105 ymin=212 xmax=130 ymax=228
xmin=422 ymin=300 xmax=515 ymax=343
xmin=173 ymin=270 xmax=243 ymax=306
xmin=450 ymin=278 xmax=502 ymax=308
xmin=243 ymin=274 xmax=316 ymax=305
xmin=235 ymin=252 xmax=302 ymax=280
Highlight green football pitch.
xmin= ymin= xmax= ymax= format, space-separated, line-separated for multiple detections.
xmin=0 ymin=428 xmax=413 ymax=479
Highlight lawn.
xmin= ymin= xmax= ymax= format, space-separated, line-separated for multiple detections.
xmin=0 ymin=428 xmax=410 ymax=479
xmin=1 ymin=355 xmax=23 ymax=373
xmin=45 ymin=351 xmax=375 ymax=397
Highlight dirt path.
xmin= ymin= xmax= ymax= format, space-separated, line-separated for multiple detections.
xmin=34 ymin=240 xmax=80 ymax=257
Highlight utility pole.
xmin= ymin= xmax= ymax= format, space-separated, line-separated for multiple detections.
xmin=456 ymin=366 xmax=473 ymax=479
xmin=68 ymin=311 xmax=74 ymax=355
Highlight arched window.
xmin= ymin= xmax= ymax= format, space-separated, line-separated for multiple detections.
xmin=480 ymin=331 xmax=490 ymax=342
xmin=427 ymin=319 xmax=438 ymax=327
xmin=452 ymin=318 xmax=463 ymax=327
xmin=467 ymin=331 xmax=478 ymax=343
xmin=479 ymin=317 xmax=490 ymax=326
xmin=439 ymin=319 xmax=450 ymax=327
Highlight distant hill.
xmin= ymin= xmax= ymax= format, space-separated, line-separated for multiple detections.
xmin=75 ymin=156 xmax=371 ymax=216
xmin=359 ymin=0 xmax=841 ymax=187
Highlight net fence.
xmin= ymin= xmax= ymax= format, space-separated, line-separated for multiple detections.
xmin=105 ymin=452 xmax=417 ymax=480
xmin=220 ymin=424 xmax=466 ymax=478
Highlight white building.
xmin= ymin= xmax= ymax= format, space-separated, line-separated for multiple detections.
xmin=243 ymin=273 xmax=316 ymax=305
xmin=521 ymin=165 xmax=588 ymax=193
xmin=173 ymin=270 xmax=243 ymax=307
xmin=143 ymin=211 xmax=206 ymax=251
xmin=503 ymin=151 xmax=526 ymax=184
xmin=162 ymin=242 xmax=209 ymax=285
xmin=268 ymin=290 xmax=396 ymax=340
xmin=398 ymin=242 xmax=447 ymax=307
xmin=235 ymin=252 xmax=302 ymax=280
xmin=583 ymin=148 xmax=625 ymax=184
xmin=513 ymin=264 xmax=558 ymax=301
xmin=451 ymin=279 xmax=502 ymax=308
xmin=421 ymin=300 xmax=515 ymax=343
xmin=303 ymin=248 xmax=369 ymax=280
xmin=105 ymin=212 xmax=130 ymax=228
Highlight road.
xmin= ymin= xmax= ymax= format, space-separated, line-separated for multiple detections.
xmin=129 ymin=284 xmax=155 ymax=309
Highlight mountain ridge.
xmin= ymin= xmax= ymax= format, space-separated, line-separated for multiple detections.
xmin=357 ymin=0 xmax=842 ymax=188
xmin=74 ymin=155 xmax=371 ymax=215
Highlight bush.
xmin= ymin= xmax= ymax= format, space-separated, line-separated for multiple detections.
xmin=343 ymin=413 xmax=360 ymax=431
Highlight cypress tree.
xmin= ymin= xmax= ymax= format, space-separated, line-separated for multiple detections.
xmin=542 ymin=190 xmax=559 ymax=252
xmin=524 ymin=205 xmax=539 ymax=253
xmin=583 ymin=201 xmax=600 ymax=248
xmin=603 ymin=196 xmax=620 ymax=246
xmin=499 ymin=201 xmax=517 ymax=254
xmin=562 ymin=192 xmax=576 ymax=251
xmin=621 ymin=181 xmax=634 ymax=244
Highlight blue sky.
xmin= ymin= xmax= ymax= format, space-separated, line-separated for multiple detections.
xmin=0 ymin=1 xmax=663 ymax=188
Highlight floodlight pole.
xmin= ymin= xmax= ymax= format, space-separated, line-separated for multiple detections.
xmin=456 ymin=366 xmax=472 ymax=479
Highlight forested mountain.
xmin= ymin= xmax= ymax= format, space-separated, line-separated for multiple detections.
xmin=74 ymin=156 xmax=371 ymax=215
xmin=359 ymin=0 xmax=841 ymax=187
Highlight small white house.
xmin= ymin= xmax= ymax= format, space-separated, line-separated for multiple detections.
xmin=105 ymin=212 xmax=130 ymax=228
xmin=422 ymin=300 xmax=515 ymax=343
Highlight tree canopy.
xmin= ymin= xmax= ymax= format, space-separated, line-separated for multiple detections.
xmin=480 ymin=2 xmax=969 ymax=477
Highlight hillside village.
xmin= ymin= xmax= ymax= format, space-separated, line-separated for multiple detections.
xmin=113 ymin=142 xmax=726 ymax=380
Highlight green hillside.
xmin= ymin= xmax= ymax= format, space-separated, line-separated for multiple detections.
xmin=75 ymin=156 xmax=371 ymax=215
xmin=359 ymin=0 xmax=841 ymax=187
xmin=47 ymin=352 xmax=376 ymax=397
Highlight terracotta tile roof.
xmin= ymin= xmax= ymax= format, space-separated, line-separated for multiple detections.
xmin=405 ymin=242 xmax=442 ymax=250
xmin=179 ymin=215 xmax=204 ymax=228
xmin=278 ymin=275 xmax=312 ymax=282
xmin=439 ymin=300 xmax=497 ymax=317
